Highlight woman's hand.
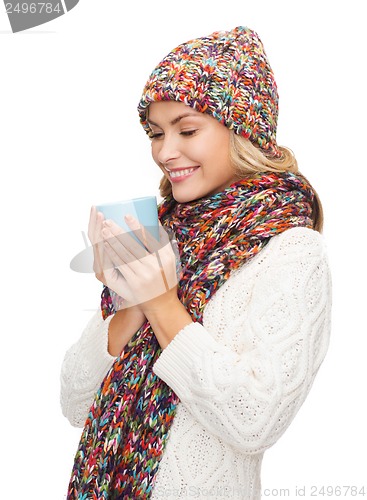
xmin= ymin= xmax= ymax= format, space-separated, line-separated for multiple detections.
xmin=101 ymin=215 xmax=180 ymax=313
xmin=87 ymin=206 xmax=113 ymax=286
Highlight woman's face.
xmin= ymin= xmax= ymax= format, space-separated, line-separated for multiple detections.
xmin=148 ymin=101 xmax=238 ymax=202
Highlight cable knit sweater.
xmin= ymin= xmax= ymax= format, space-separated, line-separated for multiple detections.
xmin=60 ymin=227 xmax=331 ymax=499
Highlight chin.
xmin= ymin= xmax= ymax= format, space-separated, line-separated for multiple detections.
xmin=172 ymin=193 xmax=195 ymax=203
xmin=171 ymin=185 xmax=232 ymax=203
xmin=172 ymin=190 xmax=208 ymax=203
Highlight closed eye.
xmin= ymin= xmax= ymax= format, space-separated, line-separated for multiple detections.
xmin=149 ymin=132 xmax=164 ymax=140
xmin=180 ymin=130 xmax=198 ymax=137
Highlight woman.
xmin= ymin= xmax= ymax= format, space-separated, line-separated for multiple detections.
xmin=61 ymin=26 xmax=331 ymax=499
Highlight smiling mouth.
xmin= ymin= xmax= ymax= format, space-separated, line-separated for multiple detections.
xmin=165 ymin=167 xmax=200 ymax=178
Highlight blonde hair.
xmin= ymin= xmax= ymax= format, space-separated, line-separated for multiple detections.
xmin=158 ymin=132 xmax=324 ymax=232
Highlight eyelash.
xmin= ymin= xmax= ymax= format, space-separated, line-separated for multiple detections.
xmin=181 ymin=130 xmax=197 ymax=137
xmin=149 ymin=130 xmax=198 ymax=139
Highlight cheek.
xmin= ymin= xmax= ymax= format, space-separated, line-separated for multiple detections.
xmin=192 ymin=130 xmax=230 ymax=164
xmin=190 ymin=136 xmax=208 ymax=155
xmin=203 ymin=137 xmax=230 ymax=169
xmin=217 ymin=132 xmax=230 ymax=155
xmin=214 ymin=134 xmax=231 ymax=169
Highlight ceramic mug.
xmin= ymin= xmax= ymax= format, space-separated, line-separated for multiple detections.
xmin=96 ymin=196 xmax=159 ymax=247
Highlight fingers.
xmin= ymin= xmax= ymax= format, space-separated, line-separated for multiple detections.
xmin=124 ymin=216 xmax=170 ymax=254
xmin=88 ymin=206 xmax=101 ymax=244
xmin=101 ymin=216 xmax=172 ymax=258
xmin=88 ymin=206 xmax=109 ymax=279
xmin=155 ymin=245 xmax=179 ymax=291
xmin=87 ymin=206 xmax=96 ymax=244
xmin=103 ymin=219 xmax=149 ymax=261
xmin=101 ymin=217 xmax=180 ymax=292
xmin=101 ymin=234 xmax=115 ymax=272
xmin=103 ymin=230 xmax=137 ymax=270
xmin=103 ymin=265 xmax=135 ymax=307
xmin=94 ymin=213 xmax=105 ymax=275
xmin=101 ymin=221 xmax=180 ymax=307
xmin=158 ymin=219 xmax=170 ymax=246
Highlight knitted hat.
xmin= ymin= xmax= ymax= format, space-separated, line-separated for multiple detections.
xmin=137 ymin=26 xmax=282 ymax=158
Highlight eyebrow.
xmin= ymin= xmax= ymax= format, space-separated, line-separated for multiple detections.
xmin=148 ymin=112 xmax=201 ymax=127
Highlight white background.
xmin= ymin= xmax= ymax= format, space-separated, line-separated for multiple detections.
xmin=1 ymin=1 xmax=366 ymax=498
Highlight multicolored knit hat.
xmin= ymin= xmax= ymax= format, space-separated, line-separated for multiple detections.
xmin=137 ymin=26 xmax=282 ymax=158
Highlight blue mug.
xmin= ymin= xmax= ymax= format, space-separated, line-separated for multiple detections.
xmin=96 ymin=196 xmax=159 ymax=247
xmin=70 ymin=196 xmax=160 ymax=273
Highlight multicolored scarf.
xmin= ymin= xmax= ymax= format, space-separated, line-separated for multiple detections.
xmin=67 ymin=172 xmax=314 ymax=499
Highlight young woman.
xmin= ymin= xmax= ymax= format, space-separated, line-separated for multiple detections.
xmin=61 ymin=26 xmax=332 ymax=499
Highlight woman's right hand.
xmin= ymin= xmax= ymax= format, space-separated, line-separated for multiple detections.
xmin=88 ymin=205 xmax=110 ymax=285
xmin=88 ymin=206 xmax=147 ymax=354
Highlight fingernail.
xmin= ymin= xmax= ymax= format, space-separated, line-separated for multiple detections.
xmin=104 ymin=219 xmax=112 ymax=226
xmin=125 ymin=215 xmax=139 ymax=227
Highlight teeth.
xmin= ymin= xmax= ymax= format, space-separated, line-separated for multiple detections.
xmin=168 ymin=167 xmax=197 ymax=178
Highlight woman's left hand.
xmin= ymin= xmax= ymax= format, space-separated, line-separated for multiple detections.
xmin=101 ymin=215 xmax=180 ymax=313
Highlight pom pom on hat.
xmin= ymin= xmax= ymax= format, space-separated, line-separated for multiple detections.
xmin=137 ymin=26 xmax=282 ymax=159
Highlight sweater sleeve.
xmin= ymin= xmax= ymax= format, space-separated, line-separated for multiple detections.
xmin=152 ymin=228 xmax=332 ymax=454
xmin=60 ymin=310 xmax=116 ymax=427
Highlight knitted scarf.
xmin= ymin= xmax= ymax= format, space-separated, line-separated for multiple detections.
xmin=67 ymin=172 xmax=315 ymax=499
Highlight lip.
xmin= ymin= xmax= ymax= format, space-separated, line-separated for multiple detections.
xmin=164 ymin=166 xmax=199 ymax=172
xmin=166 ymin=166 xmax=200 ymax=183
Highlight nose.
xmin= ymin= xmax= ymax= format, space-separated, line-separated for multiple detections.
xmin=155 ymin=134 xmax=181 ymax=166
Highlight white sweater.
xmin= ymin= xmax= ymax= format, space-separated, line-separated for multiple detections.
xmin=60 ymin=227 xmax=332 ymax=499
